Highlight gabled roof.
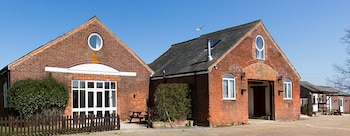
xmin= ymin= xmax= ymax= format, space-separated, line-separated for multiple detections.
xmin=2 ymin=16 xmax=153 ymax=74
xmin=300 ymin=81 xmax=322 ymax=93
xmin=317 ymin=86 xmax=342 ymax=94
xmin=300 ymin=81 xmax=350 ymax=96
xmin=332 ymin=91 xmax=350 ymax=96
xmin=149 ymin=20 xmax=261 ymax=77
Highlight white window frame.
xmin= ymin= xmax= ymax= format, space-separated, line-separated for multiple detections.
xmin=222 ymin=74 xmax=236 ymax=100
xmin=3 ymin=82 xmax=7 ymax=107
xmin=255 ymin=35 xmax=265 ymax=60
xmin=283 ymin=78 xmax=292 ymax=100
xmin=88 ymin=33 xmax=103 ymax=51
xmin=72 ymin=80 xmax=117 ymax=117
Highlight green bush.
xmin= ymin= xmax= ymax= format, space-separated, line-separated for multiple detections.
xmin=154 ymin=83 xmax=191 ymax=121
xmin=7 ymin=75 xmax=68 ymax=118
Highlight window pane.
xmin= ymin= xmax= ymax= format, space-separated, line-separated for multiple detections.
xmin=88 ymin=82 xmax=94 ymax=88
xmin=73 ymin=81 xmax=78 ymax=88
xmin=80 ymin=81 xmax=85 ymax=88
xmin=88 ymin=92 xmax=94 ymax=108
xmin=284 ymin=83 xmax=287 ymax=98
xmin=97 ymin=111 xmax=103 ymax=117
xmin=257 ymin=50 xmax=264 ymax=59
xmin=105 ymin=82 xmax=110 ymax=89
xmin=111 ymin=82 xmax=116 ymax=89
xmin=80 ymin=112 xmax=86 ymax=117
xmin=73 ymin=90 xmax=78 ymax=108
xmin=97 ymin=82 xmax=103 ymax=88
xmin=3 ymin=82 xmax=7 ymax=107
xmin=97 ymin=92 xmax=102 ymax=107
xmin=105 ymin=111 xmax=110 ymax=116
xmin=229 ymin=80 xmax=234 ymax=98
xmin=105 ymin=91 xmax=110 ymax=107
xmin=88 ymin=111 xmax=94 ymax=116
xmin=112 ymin=91 xmax=116 ymax=107
xmin=73 ymin=112 xmax=78 ymax=118
xmin=223 ymin=74 xmax=234 ymax=78
xmin=80 ymin=90 xmax=85 ymax=108
xmin=256 ymin=36 xmax=264 ymax=50
xmin=288 ymin=84 xmax=292 ymax=98
xmin=223 ymin=80 xmax=228 ymax=98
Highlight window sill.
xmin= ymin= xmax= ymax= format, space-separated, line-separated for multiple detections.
xmin=223 ymin=98 xmax=236 ymax=101
xmin=283 ymin=98 xmax=293 ymax=100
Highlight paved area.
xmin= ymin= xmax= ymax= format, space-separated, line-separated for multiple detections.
xmin=61 ymin=115 xmax=350 ymax=136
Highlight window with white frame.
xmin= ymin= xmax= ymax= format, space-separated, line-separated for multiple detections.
xmin=72 ymin=80 xmax=116 ymax=117
xmin=283 ymin=78 xmax=292 ymax=100
xmin=255 ymin=35 xmax=265 ymax=60
xmin=222 ymin=74 xmax=236 ymax=100
xmin=3 ymin=82 xmax=7 ymax=107
xmin=88 ymin=33 xmax=103 ymax=51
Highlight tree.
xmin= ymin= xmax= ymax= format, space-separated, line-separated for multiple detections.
xmin=7 ymin=75 xmax=68 ymax=118
xmin=329 ymin=29 xmax=350 ymax=92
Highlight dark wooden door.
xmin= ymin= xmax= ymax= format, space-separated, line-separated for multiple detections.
xmin=253 ymin=87 xmax=266 ymax=116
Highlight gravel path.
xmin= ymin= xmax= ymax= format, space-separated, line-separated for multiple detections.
xmin=60 ymin=114 xmax=350 ymax=136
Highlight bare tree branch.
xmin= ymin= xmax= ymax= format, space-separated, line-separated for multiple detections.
xmin=329 ymin=29 xmax=350 ymax=93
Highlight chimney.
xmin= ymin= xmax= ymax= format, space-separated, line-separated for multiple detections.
xmin=207 ymin=39 xmax=213 ymax=61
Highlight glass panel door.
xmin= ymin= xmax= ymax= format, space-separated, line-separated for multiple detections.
xmin=72 ymin=80 xmax=117 ymax=117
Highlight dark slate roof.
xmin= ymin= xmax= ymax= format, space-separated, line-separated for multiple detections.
xmin=333 ymin=91 xmax=350 ymax=96
xmin=149 ymin=20 xmax=261 ymax=77
xmin=300 ymin=81 xmax=322 ymax=93
xmin=300 ymin=81 xmax=350 ymax=96
xmin=300 ymin=81 xmax=323 ymax=98
xmin=317 ymin=86 xmax=342 ymax=94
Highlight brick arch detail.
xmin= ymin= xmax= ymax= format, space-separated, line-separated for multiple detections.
xmin=244 ymin=63 xmax=278 ymax=81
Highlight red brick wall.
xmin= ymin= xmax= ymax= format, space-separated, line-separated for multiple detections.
xmin=6 ymin=19 xmax=152 ymax=120
xmin=330 ymin=96 xmax=350 ymax=113
xmin=150 ymin=74 xmax=210 ymax=126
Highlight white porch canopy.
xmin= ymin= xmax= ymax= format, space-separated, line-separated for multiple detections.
xmin=45 ymin=63 xmax=136 ymax=77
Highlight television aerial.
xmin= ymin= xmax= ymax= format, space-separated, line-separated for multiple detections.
xmin=196 ymin=25 xmax=205 ymax=36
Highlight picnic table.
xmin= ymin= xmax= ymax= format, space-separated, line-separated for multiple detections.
xmin=129 ymin=111 xmax=148 ymax=122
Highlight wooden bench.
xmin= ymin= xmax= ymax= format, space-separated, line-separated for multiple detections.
xmin=129 ymin=111 xmax=147 ymax=122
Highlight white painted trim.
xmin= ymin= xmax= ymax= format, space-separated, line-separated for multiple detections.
xmin=45 ymin=63 xmax=136 ymax=77
xmin=339 ymin=98 xmax=344 ymax=112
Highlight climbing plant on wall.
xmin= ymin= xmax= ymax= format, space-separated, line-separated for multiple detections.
xmin=154 ymin=83 xmax=191 ymax=121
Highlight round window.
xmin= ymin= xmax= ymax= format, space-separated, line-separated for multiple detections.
xmin=256 ymin=35 xmax=264 ymax=51
xmin=88 ymin=33 xmax=103 ymax=51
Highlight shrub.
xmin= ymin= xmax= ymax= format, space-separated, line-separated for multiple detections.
xmin=7 ymin=75 xmax=68 ymax=118
xmin=154 ymin=83 xmax=191 ymax=121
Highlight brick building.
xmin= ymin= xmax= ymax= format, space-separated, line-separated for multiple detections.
xmin=300 ymin=81 xmax=337 ymax=115
xmin=0 ymin=17 xmax=153 ymax=120
xmin=300 ymin=81 xmax=350 ymax=114
xmin=149 ymin=20 xmax=301 ymax=127
xmin=317 ymin=86 xmax=350 ymax=113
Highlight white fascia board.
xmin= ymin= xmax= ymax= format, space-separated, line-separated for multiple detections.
xmin=45 ymin=64 xmax=137 ymax=77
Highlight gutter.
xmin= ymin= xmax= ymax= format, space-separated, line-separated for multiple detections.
xmin=150 ymin=70 xmax=208 ymax=80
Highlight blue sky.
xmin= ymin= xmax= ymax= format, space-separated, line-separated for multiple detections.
xmin=1 ymin=1 xmax=349 ymax=86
